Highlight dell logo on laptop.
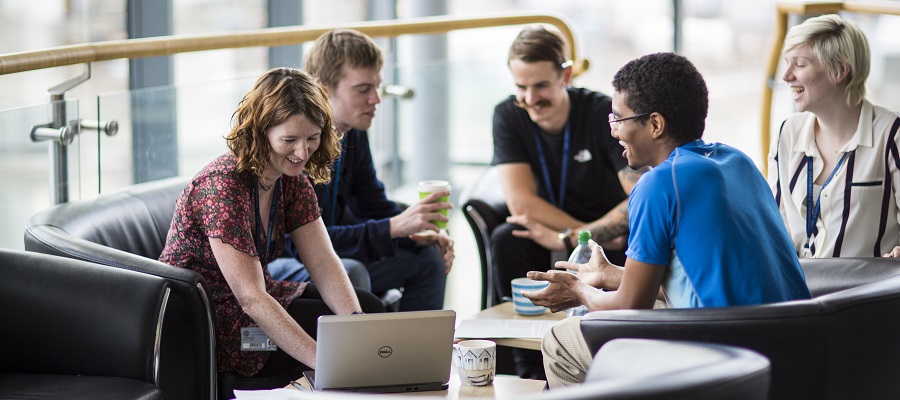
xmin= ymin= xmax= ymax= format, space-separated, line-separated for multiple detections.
xmin=378 ymin=346 xmax=393 ymax=358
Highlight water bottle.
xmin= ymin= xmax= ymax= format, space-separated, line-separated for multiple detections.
xmin=566 ymin=230 xmax=592 ymax=271
xmin=566 ymin=230 xmax=591 ymax=317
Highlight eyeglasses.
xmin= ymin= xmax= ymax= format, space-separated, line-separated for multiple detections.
xmin=608 ymin=112 xmax=651 ymax=127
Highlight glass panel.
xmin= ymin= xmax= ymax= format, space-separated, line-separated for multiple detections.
xmin=0 ymin=99 xmax=80 ymax=250
xmin=382 ymin=56 xmax=509 ymax=194
xmin=97 ymin=76 xmax=257 ymax=193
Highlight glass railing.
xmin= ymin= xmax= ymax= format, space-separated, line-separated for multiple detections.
xmin=85 ymin=56 xmax=512 ymax=201
xmin=95 ymin=77 xmax=257 ymax=193
xmin=0 ymin=99 xmax=79 ymax=250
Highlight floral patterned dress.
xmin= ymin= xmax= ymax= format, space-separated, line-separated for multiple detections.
xmin=159 ymin=153 xmax=320 ymax=377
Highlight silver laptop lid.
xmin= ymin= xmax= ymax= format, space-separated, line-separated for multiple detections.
xmin=314 ymin=310 xmax=456 ymax=391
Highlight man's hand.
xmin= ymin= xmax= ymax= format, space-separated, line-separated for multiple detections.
xmin=553 ymin=240 xmax=621 ymax=290
xmin=410 ymin=230 xmax=455 ymax=274
xmin=521 ymin=270 xmax=583 ymax=313
xmin=389 ymin=190 xmax=452 ymax=238
xmin=884 ymin=246 xmax=900 ymax=258
xmin=506 ymin=215 xmax=566 ymax=252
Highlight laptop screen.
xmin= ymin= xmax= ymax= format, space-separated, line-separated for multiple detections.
xmin=312 ymin=310 xmax=456 ymax=392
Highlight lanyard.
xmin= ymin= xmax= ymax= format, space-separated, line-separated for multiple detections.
xmin=328 ymin=138 xmax=346 ymax=227
xmin=532 ymin=121 xmax=571 ymax=208
xmin=253 ymin=177 xmax=281 ymax=263
xmin=805 ymin=152 xmax=849 ymax=249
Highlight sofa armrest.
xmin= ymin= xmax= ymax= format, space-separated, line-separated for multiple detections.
xmin=579 ymin=302 xmax=827 ymax=400
xmin=0 ymin=249 xmax=169 ymax=385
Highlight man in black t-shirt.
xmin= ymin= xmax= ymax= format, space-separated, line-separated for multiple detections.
xmin=491 ymin=25 xmax=644 ymax=303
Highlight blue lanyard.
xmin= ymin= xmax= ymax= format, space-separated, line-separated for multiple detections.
xmin=253 ymin=177 xmax=281 ymax=263
xmin=327 ymin=137 xmax=346 ymax=227
xmin=805 ymin=152 xmax=849 ymax=249
xmin=532 ymin=122 xmax=571 ymax=208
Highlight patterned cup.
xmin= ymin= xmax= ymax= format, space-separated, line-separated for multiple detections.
xmin=511 ymin=277 xmax=550 ymax=315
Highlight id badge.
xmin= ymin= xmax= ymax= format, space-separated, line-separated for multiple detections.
xmin=241 ymin=326 xmax=277 ymax=351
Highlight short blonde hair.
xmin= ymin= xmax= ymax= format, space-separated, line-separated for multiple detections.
xmin=784 ymin=14 xmax=870 ymax=107
xmin=225 ymin=68 xmax=340 ymax=185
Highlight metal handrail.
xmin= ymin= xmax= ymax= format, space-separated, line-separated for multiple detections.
xmin=0 ymin=11 xmax=588 ymax=77
xmin=0 ymin=11 xmax=587 ymax=204
xmin=761 ymin=0 xmax=900 ymax=171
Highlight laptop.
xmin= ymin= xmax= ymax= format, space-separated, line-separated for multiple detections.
xmin=304 ymin=310 xmax=456 ymax=393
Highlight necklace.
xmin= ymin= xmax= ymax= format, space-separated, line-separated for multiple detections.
xmin=259 ymin=178 xmax=274 ymax=191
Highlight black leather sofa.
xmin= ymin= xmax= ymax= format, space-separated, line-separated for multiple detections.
xmin=580 ymin=257 xmax=900 ymax=400
xmin=532 ymin=338 xmax=771 ymax=400
xmin=23 ymin=176 xmax=219 ymax=400
xmin=0 ymin=249 xmax=169 ymax=400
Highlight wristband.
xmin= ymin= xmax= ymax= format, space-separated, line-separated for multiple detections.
xmin=351 ymin=311 xmax=365 ymax=315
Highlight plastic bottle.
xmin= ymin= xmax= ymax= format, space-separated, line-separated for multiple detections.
xmin=566 ymin=230 xmax=592 ymax=271
xmin=566 ymin=230 xmax=591 ymax=317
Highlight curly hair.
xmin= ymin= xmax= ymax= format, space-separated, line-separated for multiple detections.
xmin=304 ymin=29 xmax=384 ymax=90
xmin=225 ymin=68 xmax=340 ymax=185
xmin=612 ymin=52 xmax=708 ymax=145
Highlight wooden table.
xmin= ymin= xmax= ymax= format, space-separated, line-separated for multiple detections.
xmin=290 ymin=371 xmax=546 ymax=398
xmin=459 ymin=302 xmax=566 ymax=351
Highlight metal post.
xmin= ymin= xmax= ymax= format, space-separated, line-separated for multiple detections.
xmin=368 ymin=0 xmax=400 ymax=187
xmin=127 ymin=0 xmax=178 ymax=183
xmin=407 ymin=0 xmax=449 ymax=183
xmin=49 ymin=93 xmax=69 ymax=204
xmin=672 ymin=0 xmax=683 ymax=54
xmin=268 ymin=0 xmax=304 ymax=68
xmin=30 ymin=64 xmax=91 ymax=204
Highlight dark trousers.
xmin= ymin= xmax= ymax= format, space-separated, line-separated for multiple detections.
xmin=218 ymin=286 xmax=383 ymax=399
xmin=367 ymin=245 xmax=447 ymax=311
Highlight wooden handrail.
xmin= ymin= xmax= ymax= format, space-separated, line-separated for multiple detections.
xmin=761 ymin=0 xmax=900 ymax=171
xmin=0 ymin=11 xmax=588 ymax=77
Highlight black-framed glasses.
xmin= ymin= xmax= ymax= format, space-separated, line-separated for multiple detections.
xmin=608 ymin=112 xmax=651 ymax=126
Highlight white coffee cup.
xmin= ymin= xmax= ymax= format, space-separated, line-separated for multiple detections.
xmin=452 ymin=339 xmax=496 ymax=386
xmin=511 ymin=277 xmax=550 ymax=315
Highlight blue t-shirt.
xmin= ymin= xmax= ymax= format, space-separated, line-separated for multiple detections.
xmin=626 ymin=140 xmax=811 ymax=308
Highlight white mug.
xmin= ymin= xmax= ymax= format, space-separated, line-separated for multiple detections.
xmin=452 ymin=339 xmax=496 ymax=386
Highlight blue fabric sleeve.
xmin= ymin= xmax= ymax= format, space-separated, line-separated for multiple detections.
xmin=325 ymin=218 xmax=399 ymax=262
xmin=625 ymin=169 xmax=675 ymax=267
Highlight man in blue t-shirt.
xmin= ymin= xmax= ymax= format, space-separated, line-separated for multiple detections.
xmin=521 ymin=52 xmax=811 ymax=388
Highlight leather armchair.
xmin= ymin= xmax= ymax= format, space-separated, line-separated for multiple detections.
xmin=459 ymin=166 xmax=509 ymax=309
xmin=24 ymin=176 xmax=218 ymax=400
xmin=0 ymin=249 xmax=169 ymax=400
xmin=579 ymin=257 xmax=900 ymax=400
xmin=531 ymin=338 xmax=770 ymax=400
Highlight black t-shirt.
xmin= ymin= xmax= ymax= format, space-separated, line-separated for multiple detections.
xmin=491 ymin=87 xmax=628 ymax=222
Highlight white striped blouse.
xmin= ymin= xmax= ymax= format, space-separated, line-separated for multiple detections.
xmin=768 ymin=100 xmax=900 ymax=258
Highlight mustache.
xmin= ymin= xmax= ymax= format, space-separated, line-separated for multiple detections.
xmin=513 ymin=98 xmax=551 ymax=110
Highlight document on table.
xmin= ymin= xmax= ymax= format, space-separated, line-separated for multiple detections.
xmin=454 ymin=319 xmax=558 ymax=339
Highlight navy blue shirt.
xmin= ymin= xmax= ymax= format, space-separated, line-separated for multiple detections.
xmin=283 ymin=129 xmax=412 ymax=264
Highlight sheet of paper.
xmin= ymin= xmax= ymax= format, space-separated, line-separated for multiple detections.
xmin=234 ymin=388 xmax=308 ymax=399
xmin=454 ymin=319 xmax=558 ymax=339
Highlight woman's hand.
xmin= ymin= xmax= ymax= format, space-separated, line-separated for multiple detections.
xmin=884 ymin=246 xmax=900 ymax=258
